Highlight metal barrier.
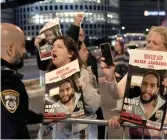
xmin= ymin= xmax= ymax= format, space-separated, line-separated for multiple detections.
xmin=122 ymin=122 xmax=167 ymax=139
xmin=39 ymin=70 xmax=45 ymax=86
xmin=38 ymin=118 xmax=167 ymax=139
xmin=38 ymin=118 xmax=108 ymax=139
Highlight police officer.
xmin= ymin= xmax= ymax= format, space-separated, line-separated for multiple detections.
xmin=1 ymin=23 xmax=45 ymax=139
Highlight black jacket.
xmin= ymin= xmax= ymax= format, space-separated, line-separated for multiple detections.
xmin=1 ymin=59 xmax=43 ymax=139
xmin=36 ymin=24 xmax=80 ymax=71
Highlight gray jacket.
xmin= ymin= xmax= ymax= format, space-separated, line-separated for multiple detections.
xmin=53 ymin=92 xmax=82 ymax=114
xmin=132 ymin=96 xmax=165 ymax=122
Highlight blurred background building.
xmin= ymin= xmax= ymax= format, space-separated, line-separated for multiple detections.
xmin=14 ymin=0 xmax=120 ymax=42
xmin=1 ymin=0 xmax=167 ymax=53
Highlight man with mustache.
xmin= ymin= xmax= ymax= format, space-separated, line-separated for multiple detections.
xmin=54 ymin=79 xmax=82 ymax=116
xmin=131 ymin=71 xmax=165 ymax=124
xmin=38 ymin=29 xmax=55 ymax=60
xmin=1 ymin=23 xmax=45 ymax=139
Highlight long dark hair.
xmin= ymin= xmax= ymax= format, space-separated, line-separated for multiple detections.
xmin=114 ymin=40 xmax=125 ymax=55
xmin=77 ymin=40 xmax=83 ymax=50
xmin=48 ymin=36 xmax=83 ymax=71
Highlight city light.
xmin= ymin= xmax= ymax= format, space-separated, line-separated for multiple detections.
xmin=0 ymin=0 xmax=6 ymax=3
xmin=144 ymin=10 xmax=166 ymax=16
xmin=122 ymin=26 xmax=125 ymax=30
xmin=27 ymin=36 xmax=31 ymax=40
xmin=146 ymin=28 xmax=149 ymax=32
xmin=107 ymin=14 xmax=113 ymax=18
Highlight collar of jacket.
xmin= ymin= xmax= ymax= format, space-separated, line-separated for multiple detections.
xmin=1 ymin=58 xmax=18 ymax=71
xmin=1 ymin=58 xmax=24 ymax=79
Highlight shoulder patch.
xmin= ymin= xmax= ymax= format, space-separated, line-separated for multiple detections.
xmin=1 ymin=90 xmax=19 ymax=113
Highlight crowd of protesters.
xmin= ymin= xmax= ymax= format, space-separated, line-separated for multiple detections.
xmin=1 ymin=10 xmax=167 ymax=139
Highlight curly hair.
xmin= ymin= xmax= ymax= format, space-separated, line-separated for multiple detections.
xmin=142 ymin=70 xmax=160 ymax=87
xmin=147 ymin=26 xmax=167 ymax=50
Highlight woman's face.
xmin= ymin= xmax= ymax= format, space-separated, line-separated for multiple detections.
xmin=51 ymin=39 xmax=73 ymax=67
xmin=146 ymin=31 xmax=166 ymax=51
xmin=78 ymin=43 xmax=89 ymax=63
xmin=114 ymin=41 xmax=122 ymax=52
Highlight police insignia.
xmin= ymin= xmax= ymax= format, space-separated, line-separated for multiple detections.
xmin=1 ymin=90 xmax=19 ymax=113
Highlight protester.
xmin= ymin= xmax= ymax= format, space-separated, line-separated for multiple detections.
xmin=110 ymin=40 xmax=129 ymax=112
xmin=0 ymin=23 xmax=49 ymax=139
xmin=113 ymin=40 xmax=129 ymax=82
xmin=78 ymin=28 xmax=106 ymax=139
xmin=103 ymin=26 xmax=167 ymax=139
xmin=34 ymin=13 xmax=83 ymax=71
xmin=77 ymin=41 xmax=99 ymax=93
xmin=47 ymin=36 xmax=101 ymax=139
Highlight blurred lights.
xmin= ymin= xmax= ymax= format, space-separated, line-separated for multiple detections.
xmin=144 ymin=11 xmax=148 ymax=16
xmin=146 ymin=28 xmax=149 ymax=32
xmin=27 ymin=36 xmax=31 ymax=40
xmin=107 ymin=14 xmax=113 ymax=18
xmin=112 ymin=40 xmax=115 ymax=46
xmin=144 ymin=10 xmax=165 ymax=16
xmin=30 ymin=12 xmax=119 ymax=25
xmin=122 ymin=26 xmax=125 ymax=30
xmin=116 ymin=37 xmax=123 ymax=40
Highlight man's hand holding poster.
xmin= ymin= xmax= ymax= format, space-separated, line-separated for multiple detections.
xmin=120 ymin=50 xmax=167 ymax=131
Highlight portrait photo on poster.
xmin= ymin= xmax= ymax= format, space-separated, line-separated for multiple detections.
xmin=38 ymin=18 xmax=62 ymax=61
xmin=43 ymin=59 xmax=85 ymax=121
xmin=120 ymin=50 xmax=167 ymax=131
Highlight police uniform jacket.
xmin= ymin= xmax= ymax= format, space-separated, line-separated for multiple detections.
xmin=1 ymin=58 xmax=43 ymax=139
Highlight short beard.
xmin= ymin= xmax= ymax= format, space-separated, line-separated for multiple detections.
xmin=12 ymin=54 xmax=25 ymax=69
xmin=140 ymin=94 xmax=158 ymax=104
xmin=60 ymin=93 xmax=75 ymax=104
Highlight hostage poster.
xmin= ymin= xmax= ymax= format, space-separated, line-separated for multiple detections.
xmin=120 ymin=50 xmax=167 ymax=130
xmin=43 ymin=59 xmax=85 ymax=120
xmin=38 ymin=18 xmax=62 ymax=61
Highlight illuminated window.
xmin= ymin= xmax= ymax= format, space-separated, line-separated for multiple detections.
xmin=109 ymin=0 xmax=119 ymax=8
xmin=70 ymin=18 xmax=73 ymax=22
xmin=65 ymin=18 xmax=69 ymax=22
